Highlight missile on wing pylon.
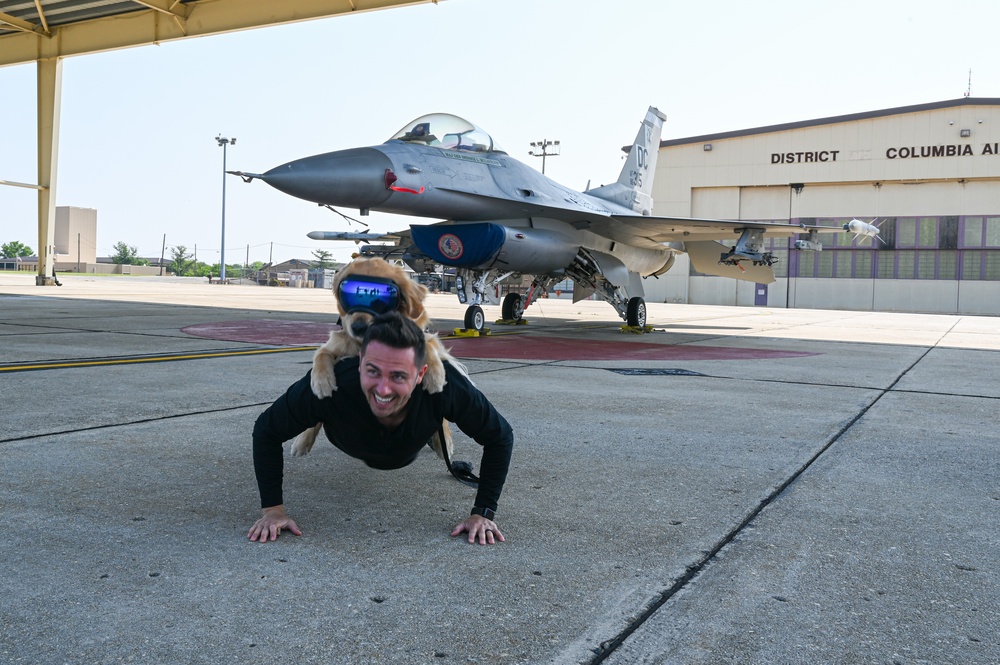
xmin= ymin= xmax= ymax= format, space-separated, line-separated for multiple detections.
xmin=307 ymin=231 xmax=386 ymax=242
xmin=843 ymin=218 xmax=884 ymax=245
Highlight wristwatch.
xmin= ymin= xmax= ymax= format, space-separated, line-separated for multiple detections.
xmin=470 ymin=506 xmax=496 ymax=520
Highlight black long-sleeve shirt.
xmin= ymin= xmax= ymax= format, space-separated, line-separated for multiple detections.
xmin=252 ymin=357 xmax=513 ymax=513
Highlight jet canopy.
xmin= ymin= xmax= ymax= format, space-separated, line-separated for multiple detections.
xmin=388 ymin=113 xmax=502 ymax=153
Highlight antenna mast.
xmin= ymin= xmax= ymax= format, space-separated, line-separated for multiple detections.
xmin=964 ymin=69 xmax=972 ymax=98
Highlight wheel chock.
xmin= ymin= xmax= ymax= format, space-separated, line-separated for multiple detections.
xmin=452 ymin=328 xmax=491 ymax=337
xmin=619 ymin=324 xmax=654 ymax=334
xmin=494 ymin=319 xmax=529 ymax=326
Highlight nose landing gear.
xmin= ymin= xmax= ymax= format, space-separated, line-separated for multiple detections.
xmin=463 ymin=305 xmax=486 ymax=332
xmin=626 ymin=296 xmax=646 ymax=328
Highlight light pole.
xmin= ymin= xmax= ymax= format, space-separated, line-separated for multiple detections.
xmin=528 ymin=139 xmax=560 ymax=174
xmin=216 ymin=135 xmax=236 ymax=282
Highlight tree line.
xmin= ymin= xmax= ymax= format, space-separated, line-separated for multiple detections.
xmin=3 ymin=240 xmax=336 ymax=277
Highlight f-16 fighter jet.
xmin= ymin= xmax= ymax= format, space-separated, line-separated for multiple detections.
xmin=232 ymin=107 xmax=818 ymax=331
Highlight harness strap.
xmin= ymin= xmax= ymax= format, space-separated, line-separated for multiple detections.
xmin=439 ymin=422 xmax=479 ymax=488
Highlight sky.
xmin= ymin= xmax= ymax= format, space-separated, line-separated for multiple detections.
xmin=1 ymin=0 xmax=997 ymax=266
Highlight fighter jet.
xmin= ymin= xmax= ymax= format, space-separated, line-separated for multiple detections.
xmin=231 ymin=107 xmax=816 ymax=331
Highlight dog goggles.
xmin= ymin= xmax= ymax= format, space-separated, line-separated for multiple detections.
xmin=337 ymin=276 xmax=401 ymax=315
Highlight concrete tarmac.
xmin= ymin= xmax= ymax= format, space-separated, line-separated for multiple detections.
xmin=1 ymin=273 xmax=997 ymax=664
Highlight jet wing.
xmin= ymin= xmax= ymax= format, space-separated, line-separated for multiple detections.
xmin=602 ymin=215 xmax=805 ymax=248
xmin=428 ymin=185 xmax=808 ymax=249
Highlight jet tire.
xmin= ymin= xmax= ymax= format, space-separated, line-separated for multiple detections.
xmin=626 ymin=297 xmax=646 ymax=328
xmin=501 ymin=293 xmax=524 ymax=321
xmin=464 ymin=305 xmax=486 ymax=332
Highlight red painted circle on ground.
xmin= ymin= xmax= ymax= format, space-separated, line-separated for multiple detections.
xmin=182 ymin=319 xmax=816 ymax=361
xmin=182 ymin=320 xmax=338 ymax=346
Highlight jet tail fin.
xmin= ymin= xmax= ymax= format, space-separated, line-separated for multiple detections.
xmin=587 ymin=106 xmax=666 ymax=215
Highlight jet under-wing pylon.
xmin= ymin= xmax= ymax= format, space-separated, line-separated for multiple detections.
xmin=231 ymin=107 xmax=825 ymax=331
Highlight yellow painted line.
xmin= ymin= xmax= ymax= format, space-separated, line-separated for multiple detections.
xmin=0 ymin=346 xmax=316 ymax=373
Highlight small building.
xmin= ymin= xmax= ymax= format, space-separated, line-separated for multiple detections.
xmin=53 ymin=206 xmax=97 ymax=270
xmin=0 ymin=256 xmax=38 ymax=271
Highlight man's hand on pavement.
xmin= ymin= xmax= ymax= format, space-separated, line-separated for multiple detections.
xmin=451 ymin=514 xmax=504 ymax=545
xmin=248 ymin=505 xmax=303 ymax=543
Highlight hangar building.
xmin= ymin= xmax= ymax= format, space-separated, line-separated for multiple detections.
xmin=645 ymin=98 xmax=1000 ymax=316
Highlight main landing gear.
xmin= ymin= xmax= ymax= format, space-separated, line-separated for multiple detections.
xmin=501 ymin=293 xmax=524 ymax=321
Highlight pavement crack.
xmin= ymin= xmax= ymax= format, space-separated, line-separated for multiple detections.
xmin=585 ymin=344 xmax=937 ymax=664
xmin=0 ymin=403 xmax=271 ymax=444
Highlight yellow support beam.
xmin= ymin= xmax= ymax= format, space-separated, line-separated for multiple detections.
xmin=35 ymin=56 xmax=62 ymax=285
xmin=0 ymin=10 xmax=46 ymax=35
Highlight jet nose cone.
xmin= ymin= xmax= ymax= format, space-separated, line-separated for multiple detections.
xmin=260 ymin=147 xmax=394 ymax=208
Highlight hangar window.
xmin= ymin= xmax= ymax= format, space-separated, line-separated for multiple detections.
xmin=987 ymin=217 xmax=1000 ymax=247
xmin=827 ymin=227 xmax=846 ymax=247
xmin=937 ymin=251 xmax=958 ymax=280
xmin=963 ymin=217 xmax=983 ymax=247
xmin=834 ymin=251 xmax=853 ymax=278
xmin=940 ymin=217 xmax=959 ymax=250
xmin=897 ymin=250 xmax=916 ymax=278
xmin=896 ymin=219 xmax=916 ymax=247
xmin=962 ymin=251 xmax=982 ymax=279
xmin=918 ymin=218 xmax=938 ymax=248
xmin=798 ymin=250 xmax=816 ymax=277
xmin=985 ymin=252 xmax=1000 ymax=280
xmin=772 ymin=248 xmax=788 ymax=278
xmin=965 ymin=250 xmax=1000 ymax=279
xmin=915 ymin=251 xmax=936 ymax=279
xmin=816 ymin=251 xmax=834 ymax=278
xmin=962 ymin=216 xmax=1000 ymax=248
xmin=855 ymin=252 xmax=874 ymax=278
xmin=896 ymin=217 xmax=938 ymax=249
xmin=877 ymin=252 xmax=896 ymax=279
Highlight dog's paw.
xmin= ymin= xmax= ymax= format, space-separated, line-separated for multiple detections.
xmin=290 ymin=435 xmax=310 ymax=457
xmin=290 ymin=425 xmax=320 ymax=457
xmin=310 ymin=365 xmax=339 ymax=399
xmin=423 ymin=361 xmax=447 ymax=394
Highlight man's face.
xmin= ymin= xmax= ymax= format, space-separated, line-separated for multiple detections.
xmin=359 ymin=340 xmax=428 ymax=425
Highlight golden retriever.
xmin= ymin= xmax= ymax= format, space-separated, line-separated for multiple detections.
xmin=289 ymin=257 xmax=463 ymax=460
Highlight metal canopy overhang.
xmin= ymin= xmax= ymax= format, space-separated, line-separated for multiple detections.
xmin=0 ymin=0 xmax=436 ymax=67
xmin=1 ymin=0 xmax=438 ymax=285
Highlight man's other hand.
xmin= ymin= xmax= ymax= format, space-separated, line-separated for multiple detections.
xmin=249 ymin=505 xmax=303 ymax=543
xmin=451 ymin=514 xmax=504 ymax=545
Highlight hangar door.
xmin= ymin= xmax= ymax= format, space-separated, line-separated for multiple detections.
xmin=738 ymin=186 xmax=792 ymax=220
xmin=691 ymin=186 xmax=791 ymax=221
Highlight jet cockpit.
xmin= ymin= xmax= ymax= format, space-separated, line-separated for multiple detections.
xmin=388 ymin=113 xmax=503 ymax=154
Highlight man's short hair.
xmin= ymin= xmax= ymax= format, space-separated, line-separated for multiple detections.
xmin=361 ymin=311 xmax=427 ymax=367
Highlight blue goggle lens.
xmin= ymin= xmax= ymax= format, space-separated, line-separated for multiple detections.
xmin=337 ymin=277 xmax=401 ymax=314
